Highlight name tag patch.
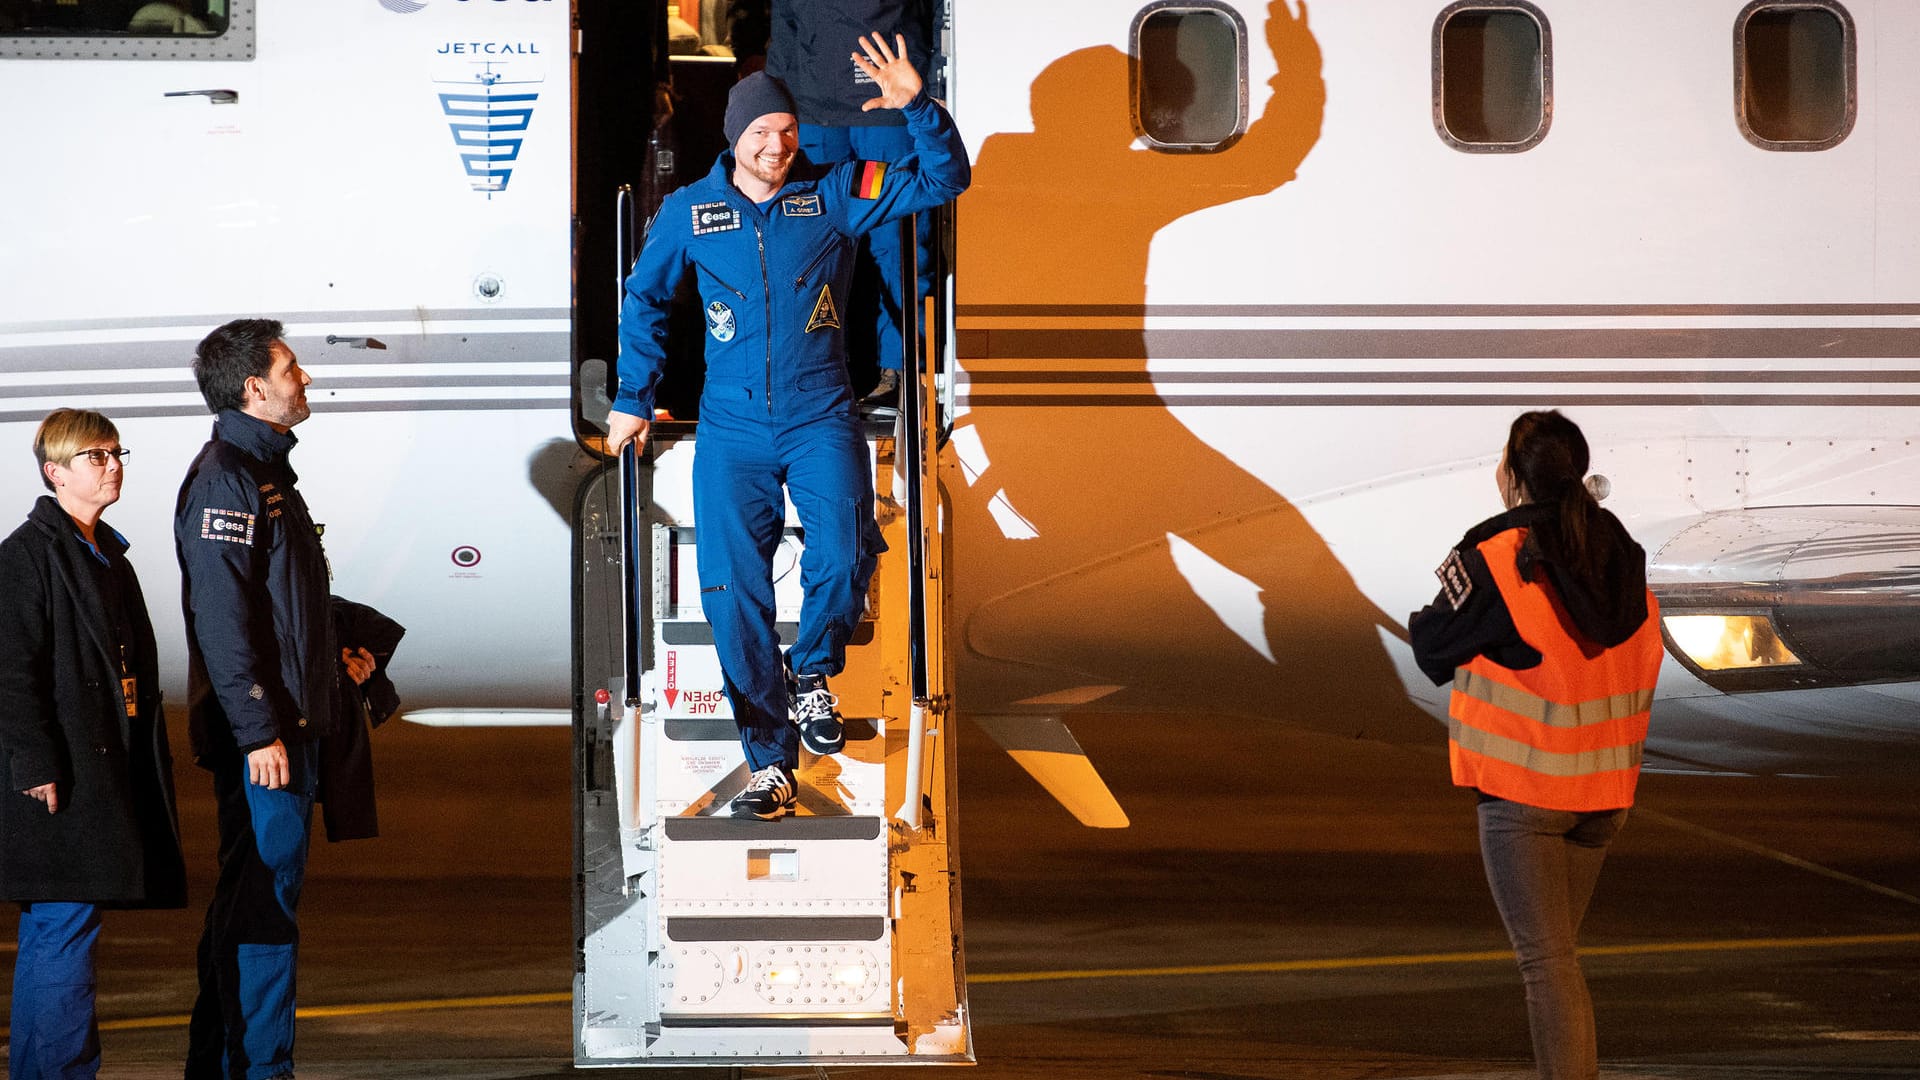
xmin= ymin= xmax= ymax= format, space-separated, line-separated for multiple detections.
xmin=691 ymin=201 xmax=741 ymax=235
xmin=1436 ymin=549 xmax=1473 ymax=610
xmin=201 ymin=508 xmax=256 ymax=545
xmin=781 ymin=194 xmax=822 ymax=217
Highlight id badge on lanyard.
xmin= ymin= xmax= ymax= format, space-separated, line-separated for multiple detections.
xmin=119 ymin=645 xmax=136 ymax=719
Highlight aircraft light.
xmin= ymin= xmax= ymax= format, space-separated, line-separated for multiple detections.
xmin=1663 ymin=613 xmax=1802 ymax=670
xmin=763 ymin=968 xmax=803 ymax=987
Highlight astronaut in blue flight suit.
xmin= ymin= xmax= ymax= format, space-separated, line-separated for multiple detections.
xmin=607 ymin=33 xmax=969 ymax=820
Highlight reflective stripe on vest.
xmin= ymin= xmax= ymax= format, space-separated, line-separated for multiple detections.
xmin=1453 ymin=669 xmax=1654 ymax=731
xmin=1447 ymin=526 xmax=1662 ymax=812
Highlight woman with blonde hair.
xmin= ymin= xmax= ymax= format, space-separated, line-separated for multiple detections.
xmin=0 ymin=408 xmax=186 ymax=1079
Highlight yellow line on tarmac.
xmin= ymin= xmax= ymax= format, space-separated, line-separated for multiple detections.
xmin=89 ymin=992 xmax=572 ymax=1034
xmin=35 ymin=933 xmax=1920 ymax=1036
xmin=969 ymin=931 xmax=1920 ymax=985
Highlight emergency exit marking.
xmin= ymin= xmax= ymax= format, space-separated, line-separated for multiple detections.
xmin=451 ymin=545 xmax=482 ymax=568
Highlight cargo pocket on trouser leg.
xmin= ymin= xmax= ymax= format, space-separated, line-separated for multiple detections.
xmin=234 ymin=942 xmax=297 ymax=1078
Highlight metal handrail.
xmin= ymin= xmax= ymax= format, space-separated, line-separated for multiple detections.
xmin=900 ymin=213 xmax=929 ymax=701
xmin=615 ymin=183 xmax=643 ymax=708
xmin=615 ymin=184 xmax=636 ymax=315
xmin=899 ymin=213 xmax=937 ymax=830
xmin=620 ymin=439 xmax=643 ymax=708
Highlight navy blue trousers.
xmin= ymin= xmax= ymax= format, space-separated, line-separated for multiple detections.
xmin=11 ymin=901 xmax=102 ymax=1079
xmin=693 ymin=407 xmax=882 ymax=772
xmin=185 ymin=742 xmax=318 ymax=1080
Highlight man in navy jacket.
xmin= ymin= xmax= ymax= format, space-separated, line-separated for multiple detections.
xmin=175 ymin=318 xmax=376 ymax=1080
xmin=729 ymin=0 xmax=937 ymax=392
xmin=608 ymin=34 xmax=968 ymax=819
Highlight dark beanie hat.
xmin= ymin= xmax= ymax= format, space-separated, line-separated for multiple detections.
xmin=723 ymin=72 xmax=798 ymax=147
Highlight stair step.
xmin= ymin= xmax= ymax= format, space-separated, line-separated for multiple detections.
xmin=663 ymin=816 xmax=883 ymax=842
xmin=664 ymin=718 xmax=881 ymax=742
xmin=666 ymin=915 xmax=886 ymax=941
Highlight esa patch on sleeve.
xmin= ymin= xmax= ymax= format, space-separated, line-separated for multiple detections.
xmin=690 ymin=201 xmax=742 ymax=235
xmin=850 ymin=160 xmax=887 ymax=200
xmin=201 ymin=508 xmax=256 ymax=545
xmin=1436 ymin=549 xmax=1472 ymax=610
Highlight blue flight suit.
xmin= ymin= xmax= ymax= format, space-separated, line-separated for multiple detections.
xmin=175 ymin=410 xmax=337 ymax=1080
xmin=616 ymin=92 xmax=969 ymax=771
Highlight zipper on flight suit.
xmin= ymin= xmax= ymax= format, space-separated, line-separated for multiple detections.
xmin=756 ymin=221 xmax=772 ymax=416
xmin=793 ymin=237 xmax=840 ymax=291
xmin=706 ymin=271 xmax=748 ymax=300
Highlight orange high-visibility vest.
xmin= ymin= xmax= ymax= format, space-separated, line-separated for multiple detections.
xmin=1448 ymin=526 xmax=1663 ymax=812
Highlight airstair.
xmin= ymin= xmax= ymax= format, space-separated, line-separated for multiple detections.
xmin=571 ymin=211 xmax=969 ymax=1065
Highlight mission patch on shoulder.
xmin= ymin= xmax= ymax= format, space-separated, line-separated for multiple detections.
xmin=1436 ymin=548 xmax=1472 ymax=611
xmin=690 ymin=201 xmax=742 ymax=236
xmin=201 ymin=508 xmax=256 ymax=545
xmin=850 ymin=160 xmax=887 ymax=200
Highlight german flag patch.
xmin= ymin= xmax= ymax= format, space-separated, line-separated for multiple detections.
xmin=850 ymin=160 xmax=887 ymax=200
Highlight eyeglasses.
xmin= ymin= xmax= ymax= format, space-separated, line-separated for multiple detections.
xmin=70 ymin=448 xmax=132 ymax=467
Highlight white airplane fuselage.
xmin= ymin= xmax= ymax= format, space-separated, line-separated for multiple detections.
xmin=2 ymin=0 xmax=1917 ymax=782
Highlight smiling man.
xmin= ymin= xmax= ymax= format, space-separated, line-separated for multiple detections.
xmin=174 ymin=318 xmax=376 ymax=1080
xmin=608 ymin=35 xmax=969 ymax=820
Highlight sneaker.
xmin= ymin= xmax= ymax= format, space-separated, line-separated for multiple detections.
xmin=791 ymin=673 xmax=846 ymax=756
xmin=729 ymin=764 xmax=796 ymax=820
xmin=861 ymin=368 xmax=900 ymax=410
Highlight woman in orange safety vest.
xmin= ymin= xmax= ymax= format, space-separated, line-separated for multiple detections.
xmin=1409 ymin=410 xmax=1663 ymax=1080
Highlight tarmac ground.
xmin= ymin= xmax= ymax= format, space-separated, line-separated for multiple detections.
xmin=3 ymin=712 xmax=1917 ymax=1079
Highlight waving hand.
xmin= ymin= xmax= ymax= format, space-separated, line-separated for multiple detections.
xmin=854 ymin=33 xmax=923 ymax=111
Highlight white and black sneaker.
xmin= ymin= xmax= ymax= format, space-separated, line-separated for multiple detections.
xmin=729 ymin=764 xmax=796 ymax=820
xmin=791 ymin=673 xmax=846 ymax=756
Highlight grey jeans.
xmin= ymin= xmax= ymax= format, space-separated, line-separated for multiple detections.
xmin=1477 ymin=797 xmax=1629 ymax=1080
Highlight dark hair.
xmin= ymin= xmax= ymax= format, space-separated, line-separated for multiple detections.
xmin=1505 ymin=410 xmax=1613 ymax=590
xmin=193 ymin=318 xmax=285 ymax=413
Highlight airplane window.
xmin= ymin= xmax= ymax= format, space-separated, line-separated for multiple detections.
xmin=1736 ymin=0 xmax=1855 ymax=151
xmin=0 ymin=0 xmax=249 ymax=60
xmin=1131 ymin=2 xmax=1249 ymax=153
xmin=1432 ymin=1 xmax=1551 ymax=153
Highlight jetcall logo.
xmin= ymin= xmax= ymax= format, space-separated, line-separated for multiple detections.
xmin=435 ymin=63 xmax=542 ymax=196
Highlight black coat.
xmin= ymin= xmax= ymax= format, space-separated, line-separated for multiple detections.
xmin=318 ymin=597 xmax=405 ymax=843
xmin=0 ymin=496 xmax=187 ymax=907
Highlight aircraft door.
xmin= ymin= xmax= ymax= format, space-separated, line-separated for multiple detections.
xmin=0 ymin=9 xmax=265 ymax=328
